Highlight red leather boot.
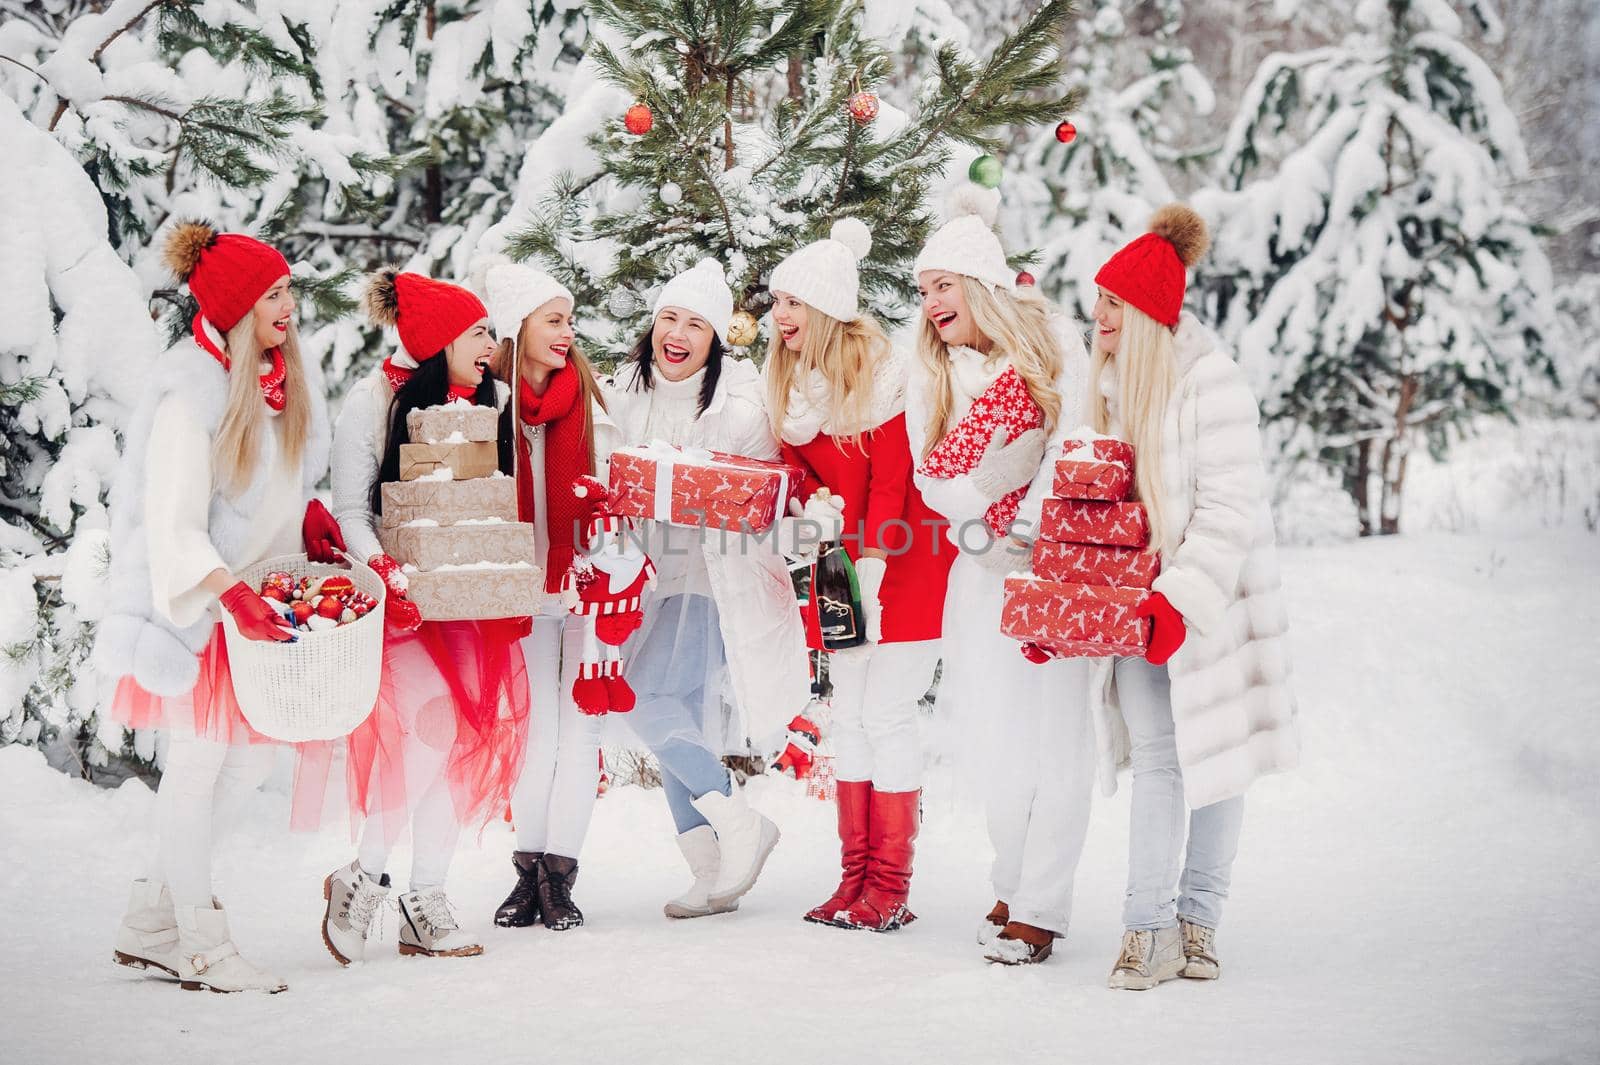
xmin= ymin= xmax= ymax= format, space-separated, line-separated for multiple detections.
xmin=838 ymin=788 xmax=920 ymax=932
xmin=803 ymin=779 xmax=871 ymax=926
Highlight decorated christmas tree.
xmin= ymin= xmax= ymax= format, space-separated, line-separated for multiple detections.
xmin=1192 ymin=0 xmax=1558 ymax=535
xmin=489 ymin=0 xmax=1081 ymax=354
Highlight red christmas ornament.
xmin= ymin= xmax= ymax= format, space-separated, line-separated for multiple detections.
xmin=624 ymin=103 xmax=653 ymax=135
xmin=847 ymin=91 xmax=879 ymax=124
xmin=315 ymin=596 xmax=345 ymax=620
xmin=291 ymin=601 xmax=315 ymax=626
xmin=259 ymin=584 xmax=288 ymax=603
xmin=317 ymin=574 xmax=355 ymax=599
xmin=1055 ymin=120 xmax=1077 ymax=144
xmin=1016 ymin=271 xmax=1036 ymax=287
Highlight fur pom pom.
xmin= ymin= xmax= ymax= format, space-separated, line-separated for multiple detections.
xmin=1148 ymin=203 xmax=1210 ymax=267
xmin=467 ymin=252 xmax=512 ymax=296
xmin=944 ymin=183 xmax=1000 ymax=227
xmin=829 ymin=217 xmax=873 ymax=262
xmin=363 ymin=268 xmax=402 ymax=327
xmin=163 ymin=220 xmax=218 ymax=282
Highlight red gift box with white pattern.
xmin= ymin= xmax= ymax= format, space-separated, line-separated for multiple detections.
xmin=608 ymin=445 xmax=803 ymax=532
xmin=1030 ymin=539 xmax=1160 ymax=588
xmin=915 ymin=366 xmax=1045 ymax=538
xmin=1052 ymin=435 xmax=1135 ymax=502
xmin=1039 ymin=498 xmax=1150 ymax=548
xmin=999 ymin=574 xmax=1150 ymax=657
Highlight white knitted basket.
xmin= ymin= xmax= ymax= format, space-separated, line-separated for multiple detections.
xmin=218 ymin=553 xmax=386 ymax=742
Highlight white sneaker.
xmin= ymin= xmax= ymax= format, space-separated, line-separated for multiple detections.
xmin=663 ymin=825 xmax=737 ymax=919
xmin=1180 ymin=918 xmax=1221 ymax=979
xmin=397 ymin=888 xmax=483 ymax=958
xmin=691 ymin=784 xmax=781 ymax=910
xmin=174 ymin=903 xmax=287 ymax=993
xmin=1108 ymin=925 xmax=1186 ymax=991
xmin=322 ymin=861 xmax=391 ymax=966
xmin=113 ymin=879 xmax=180 ymax=979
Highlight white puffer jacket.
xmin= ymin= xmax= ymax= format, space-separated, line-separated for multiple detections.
xmin=602 ymin=356 xmax=811 ymax=749
xmin=1093 ymin=314 xmax=1299 ymax=807
xmin=94 ymin=334 xmax=331 ymax=696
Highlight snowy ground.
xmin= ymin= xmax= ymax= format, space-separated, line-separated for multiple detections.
xmin=3 ymin=531 xmax=1597 ymax=1065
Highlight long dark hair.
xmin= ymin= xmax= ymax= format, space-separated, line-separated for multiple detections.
xmin=627 ymin=324 xmax=724 ymax=416
xmin=369 ymin=354 xmax=504 ymax=515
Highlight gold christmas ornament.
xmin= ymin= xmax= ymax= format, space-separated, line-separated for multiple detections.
xmin=726 ymin=310 xmax=759 ymax=346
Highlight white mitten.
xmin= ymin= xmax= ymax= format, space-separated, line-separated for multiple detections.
xmin=854 ymin=555 xmax=887 ymax=644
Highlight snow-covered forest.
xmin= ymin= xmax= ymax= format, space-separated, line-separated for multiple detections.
xmin=1 ymin=2 xmax=1596 ymax=1059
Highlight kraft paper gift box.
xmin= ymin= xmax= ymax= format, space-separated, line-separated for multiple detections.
xmin=405 ymin=402 xmax=500 ymax=445
xmin=379 ymin=521 xmax=535 ymax=571
xmin=403 ymin=564 xmax=543 ymax=622
xmin=999 ymin=574 xmax=1150 ymax=658
xmin=379 ymin=475 xmax=518 ymax=529
xmin=398 ymin=441 xmax=499 ymax=482
xmin=608 ymin=443 xmax=803 ymax=532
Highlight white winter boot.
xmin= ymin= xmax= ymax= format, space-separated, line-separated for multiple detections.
xmin=1180 ymin=918 xmax=1221 ymax=979
xmin=174 ymin=903 xmax=287 ymax=993
xmin=322 ymin=861 xmax=391 ymax=966
xmin=113 ymin=879 xmax=180 ymax=978
xmin=691 ymin=783 xmax=780 ymax=910
xmin=396 ymin=888 xmax=483 ymax=958
xmin=663 ymin=825 xmax=737 ymax=919
xmin=1108 ymin=925 xmax=1186 ymax=991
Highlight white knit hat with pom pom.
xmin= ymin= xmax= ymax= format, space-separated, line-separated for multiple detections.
xmin=469 ymin=253 xmax=574 ymax=343
xmin=768 ymin=217 xmax=874 ymax=322
xmin=654 ymin=258 xmax=735 ymax=342
xmin=913 ymin=184 xmax=1015 ymax=293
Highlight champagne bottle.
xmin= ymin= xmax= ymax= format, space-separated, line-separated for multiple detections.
xmin=813 ymin=542 xmax=866 ymax=651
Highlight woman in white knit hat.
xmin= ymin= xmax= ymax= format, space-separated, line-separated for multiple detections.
xmin=763 ymin=220 xmax=953 ymax=932
xmin=601 ymin=259 xmax=811 ymax=917
xmin=475 ymin=257 xmax=621 ymax=934
xmin=909 ymin=184 xmax=1098 ymax=965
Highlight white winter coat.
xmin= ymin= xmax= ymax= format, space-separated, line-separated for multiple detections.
xmin=94 ymin=334 xmax=331 ymax=696
xmin=1094 ymin=314 xmax=1299 ymax=808
xmin=601 ymin=357 xmax=812 ymax=749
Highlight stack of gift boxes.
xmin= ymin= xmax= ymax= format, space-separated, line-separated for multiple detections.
xmin=1000 ymin=431 xmax=1159 ymax=657
xmin=378 ymin=403 xmax=542 ymax=620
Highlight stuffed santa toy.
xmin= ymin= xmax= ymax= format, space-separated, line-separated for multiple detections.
xmin=563 ymin=475 xmax=654 ymax=714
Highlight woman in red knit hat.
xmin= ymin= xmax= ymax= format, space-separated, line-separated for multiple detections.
xmin=315 ymin=268 xmax=531 ymax=965
xmin=1088 ymin=206 xmax=1297 ymax=991
xmin=98 ymin=221 xmax=339 ymax=993
xmin=764 ymin=220 xmax=954 ymax=933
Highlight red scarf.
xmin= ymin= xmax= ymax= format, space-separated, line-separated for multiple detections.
xmin=515 ymin=366 xmax=593 ymax=592
xmin=381 ymin=355 xmax=478 ymax=401
xmin=192 ymin=313 xmax=287 ymax=411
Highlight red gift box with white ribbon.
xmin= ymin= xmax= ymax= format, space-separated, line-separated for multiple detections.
xmin=608 ymin=442 xmax=803 ymax=533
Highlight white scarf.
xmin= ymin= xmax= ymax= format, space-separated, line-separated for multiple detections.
xmin=778 ymin=347 xmax=909 ymax=445
xmin=945 ymin=345 xmax=1011 ymax=430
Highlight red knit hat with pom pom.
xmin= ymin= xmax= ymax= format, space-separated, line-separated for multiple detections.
xmin=163 ymin=221 xmax=289 ymax=331
xmin=363 ymin=268 xmax=488 ymax=360
xmin=1094 ymin=204 xmax=1211 ymax=327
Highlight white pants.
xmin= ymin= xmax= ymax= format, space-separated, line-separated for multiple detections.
xmin=150 ymin=729 xmax=274 ymax=908
xmin=940 ymin=554 xmax=1096 ymax=935
xmin=354 ymin=736 xmax=460 ymax=892
xmin=828 ymin=639 xmax=940 ymax=792
xmin=509 ymin=610 xmax=601 ymax=858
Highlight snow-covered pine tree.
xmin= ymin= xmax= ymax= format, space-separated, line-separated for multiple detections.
xmin=491 ymin=0 xmax=1080 ymax=355
xmin=1192 ymin=0 xmax=1558 ymax=535
xmin=1011 ymin=0 xmax=1214 ymax=319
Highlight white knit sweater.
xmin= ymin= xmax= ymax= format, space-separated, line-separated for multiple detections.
xmin=642 ymin=367 xmax=712 ymax=598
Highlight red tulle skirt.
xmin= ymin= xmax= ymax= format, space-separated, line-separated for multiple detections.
xmin=109 ymin=623 xmax=271 ymax=746
xmin=298 ymin=616 xmax=531 ymax=845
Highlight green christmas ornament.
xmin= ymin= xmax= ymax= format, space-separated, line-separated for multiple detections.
xmin=967 ymin=154 xmax=1003 ymax=189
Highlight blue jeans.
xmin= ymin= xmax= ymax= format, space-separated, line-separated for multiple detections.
xmin=626 ymin=594 xmax=732 ymax=833
xmin=1117 ymin=657 xmax=1245 ymax=930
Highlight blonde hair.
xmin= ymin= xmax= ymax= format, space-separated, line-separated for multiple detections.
xmin=764 ymin=303 xmax=890 ymax=446
xmin=915 ymin=276 xmax=1064 ymax=461
xmin=212 ymin=313 xmax=311 ymax=498
xmin=493 ymin=321 xmax=608 ymax=470
xmin=1087 ymin=302 xmax=1176 ymax=554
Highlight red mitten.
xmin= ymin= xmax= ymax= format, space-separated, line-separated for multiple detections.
xmin=1137 ymin=592 xmax=1187 ymax=666
xmin=1019 ymin=641 xmax=1058 ymax=665
xmin=573 ymin=662 xmax=611 ymax=715
xmin=302 ymin=499 xmax=347 ymax=564
xmin=219 ymin=582 xmax=296 ymax=643
xmin=595 ymin=610 xmax=643 ymax=647
xmin=771 ymin=742 xmax=813 ymax=778
xmin=368 ymin=554 xmax=423 ymax=633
